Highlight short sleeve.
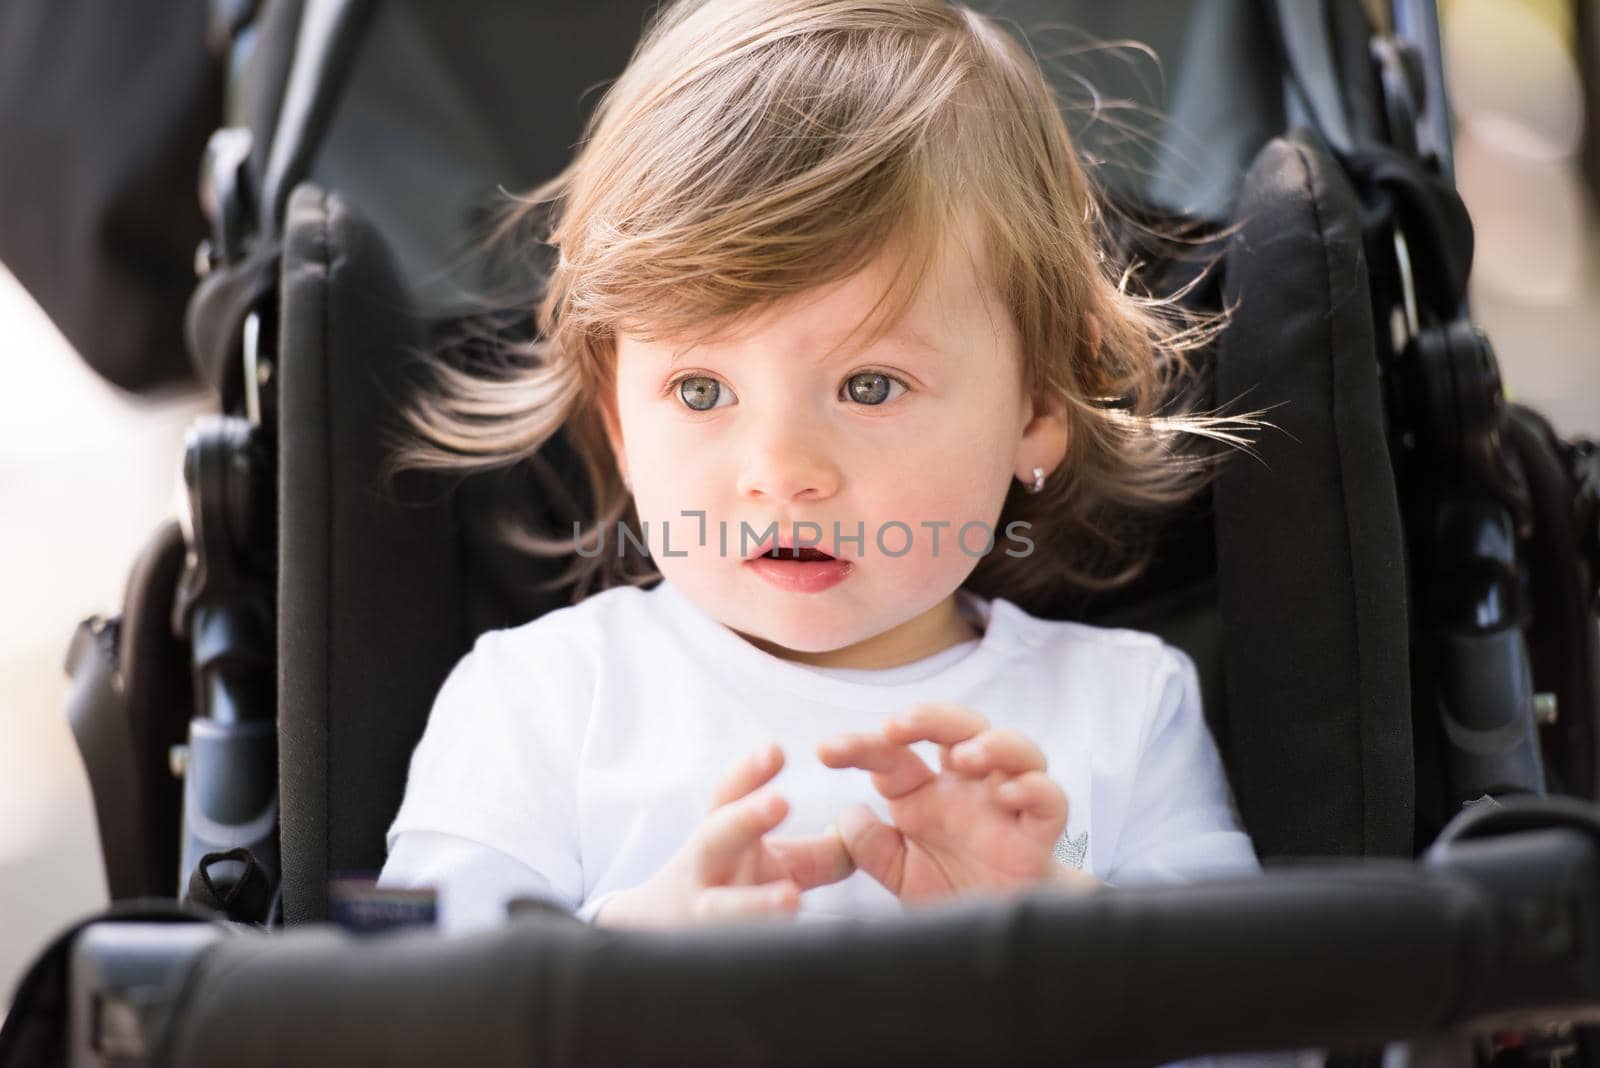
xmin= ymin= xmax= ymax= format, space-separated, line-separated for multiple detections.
xmin=381 ymin=628 xmax=590 ymax=913
xmin=1106 ymin=645 xmax=1260 ymax=886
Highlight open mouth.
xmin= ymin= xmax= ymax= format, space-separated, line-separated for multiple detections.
xmin=744 ymin=540 xmax=852 ymax=593
xmin=759 ymin=546 xmax=836 ymax=562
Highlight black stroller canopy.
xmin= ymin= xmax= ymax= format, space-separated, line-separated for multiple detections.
xmin=256 ymin=0 xmax=1356 ymax=323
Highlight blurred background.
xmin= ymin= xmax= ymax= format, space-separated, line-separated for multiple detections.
xmin=2 ymin=0 xmax=1598 ymax=1015
xmin=1441 ymin=0 xmax=1600 ymax=438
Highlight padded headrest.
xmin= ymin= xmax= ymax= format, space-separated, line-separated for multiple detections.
xmin=274 ymin=183 xmax=587 ymax=922
xmin=1212 ymin=130 xmax=1413 ymax=862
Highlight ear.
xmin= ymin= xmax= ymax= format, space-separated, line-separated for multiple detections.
xmin=1015 ymin=314 xmax=1098 ymax=482
xmin=1017 ymin=388 xmax=1071 ymax=483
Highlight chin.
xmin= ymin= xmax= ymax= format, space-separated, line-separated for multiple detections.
xmin=736 ymin=612 xmax=862 ymax=655
xmin=738 ymin=602 xmax=883 ymax=658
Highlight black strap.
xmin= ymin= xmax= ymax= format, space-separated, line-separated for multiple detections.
xmin=186 ymin=847 xmax=277 ymax=925
xmin=1258 ymin=0 xmax=1472 ymax=324
xmin=1335 ymin=142 xmax=1475 ymax=322
xmin=184 ymin=242 xmax=280 ymax=408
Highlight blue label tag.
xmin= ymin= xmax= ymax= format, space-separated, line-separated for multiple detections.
xmin=328 ymin=875 xmax=437 ymax=933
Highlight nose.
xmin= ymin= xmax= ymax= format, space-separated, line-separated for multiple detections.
xmin=734 ymin=410 xmax=842 ymax=502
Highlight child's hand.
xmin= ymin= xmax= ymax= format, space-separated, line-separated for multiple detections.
xmin=817 ymin=704 xmax=1068 ymax=906
xmin=594 ymin=743 xmax=854 ymax=927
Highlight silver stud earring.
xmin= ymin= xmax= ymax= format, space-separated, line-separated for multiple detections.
xmin=1028 ymin=466 xmax=1045 ymax=494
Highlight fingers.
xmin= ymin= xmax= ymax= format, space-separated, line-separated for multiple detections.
xmin=765 ymin=830 xmax=855 ymax=890
xmin=838 ymin=705 xmax=1043 ymax=782
xmin=817 ymin=731 xmax=936 ymax=800
xmin=994 ymin=770 xmax=1069 ymax=840
xmin=692 ymin=880 xmax=800 ymax=922
xmin=948 ymin=729 xmax=1047 ymax=777
xmin=835 ymin=803 xmax=907 ymax=897
xmin=695 ymin=788 xmax=789 ymax=884
xmin=881 ymin=703 xmax=989 ymax=747
xmin=709 ymin=743 xmax=785 ymax=810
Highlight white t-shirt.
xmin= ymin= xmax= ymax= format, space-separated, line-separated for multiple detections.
xmin=379 ymin=579 xmax=1259 ymax=932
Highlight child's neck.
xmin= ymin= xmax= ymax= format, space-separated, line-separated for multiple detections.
xmin=742 ymin=593 xmax=981 ymax=671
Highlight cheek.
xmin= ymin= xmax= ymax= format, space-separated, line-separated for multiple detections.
xmin=882 ymin=467 xmax=1009 ymax=530
xmin=616 ymin=390 xmax=672 ymax=461
xmin=619 ymin=411 xmax=724 ymax=523
xmin=861 ymin=405 xmax=1018 ymax=521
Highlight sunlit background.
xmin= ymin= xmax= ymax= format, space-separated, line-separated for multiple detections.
xmin=1443 ymin=0 xmax=1600 ymax=437
xmin=3 ymin=0 xmax=1599 ymax=1013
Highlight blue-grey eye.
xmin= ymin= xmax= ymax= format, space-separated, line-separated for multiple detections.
xmin=843 ymin=372 xmax=902 ymax=406
xmin=678 ymin=376 xmax=726 ymax=411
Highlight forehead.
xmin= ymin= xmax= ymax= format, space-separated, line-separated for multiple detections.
xmin=635 ymin=208 xmax=1005 ymax=363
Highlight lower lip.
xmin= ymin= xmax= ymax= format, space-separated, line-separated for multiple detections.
xmin=745 ymin=555 xmax=854 ymax=594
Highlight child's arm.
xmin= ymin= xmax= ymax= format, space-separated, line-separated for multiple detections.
xmin=1103 ymin=646 xmax=1259 ymax=886
xmin=384 ymin=629 xmax=592 ymax=920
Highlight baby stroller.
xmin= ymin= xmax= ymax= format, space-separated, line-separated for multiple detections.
xmin=6 ymin=0 xmax=1600 ymax=1064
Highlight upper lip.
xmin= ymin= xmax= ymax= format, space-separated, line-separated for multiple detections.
xmin=741 ymin=529 xmax=839 ymax=561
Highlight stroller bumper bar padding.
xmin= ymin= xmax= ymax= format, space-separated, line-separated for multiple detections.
xmin=63 ymin=844 xmax=1589 ymax=1067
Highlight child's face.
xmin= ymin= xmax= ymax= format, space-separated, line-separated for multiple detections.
xmin=603 ymin=216 xmax=1068 ymax=668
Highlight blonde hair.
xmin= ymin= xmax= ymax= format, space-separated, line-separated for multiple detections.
xmin=384 ymin=0 xmax=1266 ymax=606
